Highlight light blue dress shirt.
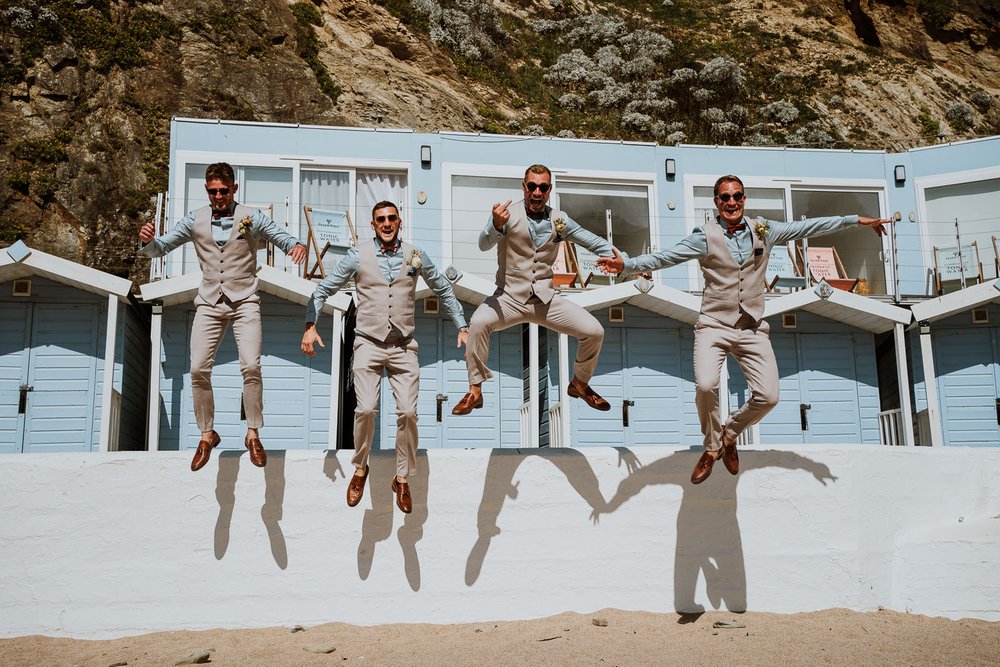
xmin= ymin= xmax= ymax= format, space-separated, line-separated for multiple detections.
xmin=621 ymin=215 xmax=860 ymax=275
xmin=141 ymin=206 xmax=301 ymax=257
xmin=307 ymin=238 xmax=468 ymax=332
xmin=479 ymin=206 xmax=616 ymax=257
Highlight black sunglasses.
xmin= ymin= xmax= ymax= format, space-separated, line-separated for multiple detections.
xmin=716 ymin=191 xmax=745 ymax=203
xmin=524 ymin=182 xmax=551 ymax=193
xmin=375 ymin=214 xmax=399 ymax=223
xmin=206 ymin=187 xmax=230 ymax=196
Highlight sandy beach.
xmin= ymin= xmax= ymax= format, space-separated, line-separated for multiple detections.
xmin=2 ymin=608 xmax=998 ymax=666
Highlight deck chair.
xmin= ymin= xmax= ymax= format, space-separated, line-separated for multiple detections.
xmin=766 ymin=245 xmax=806 ymax=292
xmin=932 ymin=242 xmax=983 ymax=295
xmin=993 ymin=236 xmax=998 ymax=277
xmin=303 ymin=207 xmax=357 ymax=280
xmin=552 ymin=241 xmax=579 ymax=287
xmin=799 ymin=245 xmax=858 ymax=292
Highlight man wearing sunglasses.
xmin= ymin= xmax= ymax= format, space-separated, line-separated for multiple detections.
xmin=452 ymin=164 xmax=624 ymax=418
xmin=301 ymin=201 xmax=467 ymax=514
xmin=598 ymin=174 xmax=891 ymax=484
xmin=139 ymin=162 xmax=307 ymax=471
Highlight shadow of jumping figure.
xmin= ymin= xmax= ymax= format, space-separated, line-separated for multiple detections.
xmin=213 ymin=450 xmax=288 ymax=569
xmin=592 ymin=447 xmax=836 ymax=616
xmin=356 ymin=450 xmax=429 ymax=591
xmin=465 ymin=448 xmax=608 ymax=586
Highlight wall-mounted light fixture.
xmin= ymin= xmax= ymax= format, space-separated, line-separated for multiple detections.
xmin=816 ymin=281 xmax=834 ymax=300
xmin=420 ymin=145 xmax=432 ymax=167
xmin=894 ymin=164 xmax=906 ymax=184
xmin=445 ymin=265 xmax=462 ymax=282
xmin=665 ymin=158 xmax=676 ymax=179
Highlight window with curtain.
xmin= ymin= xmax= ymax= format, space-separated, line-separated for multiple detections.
xmin=355 ymin=170 xmax=407 ymax=237
xmin=450 ymin=175 xmax=521 ymax=281
xmin=791 ymin=189 xmax=885 ymax=295
xmin=554 ymin=180 xmax=651 ymax=287
xmin=925 ymin=177 xmax=1000 ymax=283
xmin=300 ymin=170 xmax=351 ymax=275
xmin=180 ymin=163 xmax=210 ymax=275
xmin=242 ymin=167 xmax=293 ymax=269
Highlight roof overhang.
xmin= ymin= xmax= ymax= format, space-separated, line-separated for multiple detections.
xmin=565 ymin=280 xmax=702 ymax=325
xmin=139 ymin=266 xmax=352 ymax=313
xmin=764 ymin=282 xmax=912 ymax=333
xmin=415 ymin=270 xmax=496 ymax=306
xmin=910 ymin=279 xmax=1000 ymax=324
xmin=0 ymin=241 xmax=132 ymax=301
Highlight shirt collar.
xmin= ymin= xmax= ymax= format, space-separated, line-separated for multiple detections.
xmin=374 ymin=237 xmax=402 ymax=254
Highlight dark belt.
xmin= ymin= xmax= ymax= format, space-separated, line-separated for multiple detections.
xmin=356 ymin=331 xmax=413 ymax=347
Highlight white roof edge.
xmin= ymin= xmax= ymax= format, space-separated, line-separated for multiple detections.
xmin=906 ymin=134 xmax=1000 ymax=153
xmin=910 ymin=279 xmax=1000 ymax=322
xmin=765 ymin=285 xmax=912 ymax=326
xmin=139 ymin=271 xmax=201 ymax=302
xmin=1 ymin=244 xmax=132 ymax=299
xmin=172 ymin=117 xmax=415 ymax=134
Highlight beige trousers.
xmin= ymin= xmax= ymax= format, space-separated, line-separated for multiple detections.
xmin=190 ymin=294 xmax=263 ymax=432
xmin=466 ymin=292 xmax=604 ymax=385
xmin=693 ymin=315 xmax=779 ymax=452
xmin=351 ymin=336 xmax=420 ymax=478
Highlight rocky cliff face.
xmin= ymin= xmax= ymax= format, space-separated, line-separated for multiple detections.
xmin=0 ymin=0 xmax=996 ymax=282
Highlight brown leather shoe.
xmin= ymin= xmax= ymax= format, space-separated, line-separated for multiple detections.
xmin=347 ymin=467 xmax=368 ymax=507
xmin=391 ymin=478 xmax=412 ymax=514
xmin=567 ymin=378 xmax=611 ymax=412
xmin=691 ymin=450 xmax=719 ymax=485
xmin=721 ymin=436 xmax=739 ymax=475
xmin=245 ymin=436 xmax=267 ymax=467
xmin=191 ymin=431 xmax=221 ymax=472
xmin=452 ymin=392 xmax=484 ymax=416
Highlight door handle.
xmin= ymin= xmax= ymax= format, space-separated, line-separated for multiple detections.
xmin=800 ymin=403 xmax=811 ymax=431
xmin=18 ymin=384 xmax=33 ymax=415
xmin=622 ymin=399 xmax=635 ymax=427
xmin=436 ymin=394 xmax=448 ymax=423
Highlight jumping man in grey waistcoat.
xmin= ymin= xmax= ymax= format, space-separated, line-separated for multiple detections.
xmin=452 ymin=164 xmax=624 ymax=418
xmin=140 ymin=162 xmax=306 ymax=472
xmin=301 ymin=201 xmax=468 ymax=514
xmin=598 ymin=175 xmax=891 ymax=484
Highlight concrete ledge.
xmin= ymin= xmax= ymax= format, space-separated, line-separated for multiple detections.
xmin=1 ymin=446 xmax=998 ymax=638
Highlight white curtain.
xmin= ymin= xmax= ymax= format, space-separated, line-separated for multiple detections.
xmin=355 ymin=171 xmax=407 ymax=232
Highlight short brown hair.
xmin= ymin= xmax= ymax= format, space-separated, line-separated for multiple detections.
xmin=714 ymin=174 xmax=744 ymax=197
xmin=372 ymin=200 xmax=399 ymax=219
xmin=205 ymin=162 xmax=235 ymax=184
xmin=524 ymin=164 xmax=551 ymax=180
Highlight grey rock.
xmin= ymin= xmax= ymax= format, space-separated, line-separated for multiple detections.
xmin=291 ymin=624 xmax=305 ymax=633
xmin=302 ymin=643 xmax=337 ymax=654
xmin=174 ymin=649 xmax=214 ymax=665
xmin=592 ymin=618 xmax=609 ymax=627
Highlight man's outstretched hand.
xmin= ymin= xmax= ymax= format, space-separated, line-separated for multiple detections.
xmin=858 ymin=216 xmax=892 ymax=237
xmin=596 ymin=248 xmax=625 ymax=275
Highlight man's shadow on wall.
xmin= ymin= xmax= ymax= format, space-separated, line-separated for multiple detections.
xmin=591 ymin=447 xmax=836 ymax=617
xmin=213 ymin=450 xmax=288 ymax=569
xmin=325 ymin=450 xmax=429 ymax=592
xmin=465 ymin=448 xmax=608 ymax=586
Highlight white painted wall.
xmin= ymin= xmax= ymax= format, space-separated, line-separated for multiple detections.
xmin=1 ymin=446 xmax=998 ymax=639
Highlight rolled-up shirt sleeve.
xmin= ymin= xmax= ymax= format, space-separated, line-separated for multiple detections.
xmin=252 ymin=209 xmax=302 ymax=254
xmin=419 ymin=250 xmax=468 ymax=330
xmin=621 ymin=228 xmax=708 ymax=276
xmin=140 ymin=211 xmax=195 ymax=258
xmin=766 ymin=215 xmax=859 ymax=246
xmin=479 ymin=216 xmax=507 ymax=251
xmin=562 ymin=216 xmax=617 ymax=257
xmin=306 ymin=248 xmax=360 ymax=325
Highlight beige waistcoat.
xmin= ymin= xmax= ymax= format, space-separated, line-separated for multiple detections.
xmin=355 ymin=240 xmax=419 ymax=342
xmin=492 ymin=201 xmax=562 ymax=305
xmin=193 ymin=204 xmax=259 ymax=304
xmin=699 ymin=218 xmax=768 ymax=326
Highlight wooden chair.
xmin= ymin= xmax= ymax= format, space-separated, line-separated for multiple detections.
xmin=932 ymin=242 xmax=983 ymax=295
xmin=303 ymin=207 xmax=356 ymax=280
xmin=552 ymin=241 xmax=578 ymax=287
xmin=993 ymin=236 xmax=998 ymax=277
xmin=799 ymin=245 xmax=858 ymax=292
xmin=766 ymin=245 xmax=806 ymax=292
